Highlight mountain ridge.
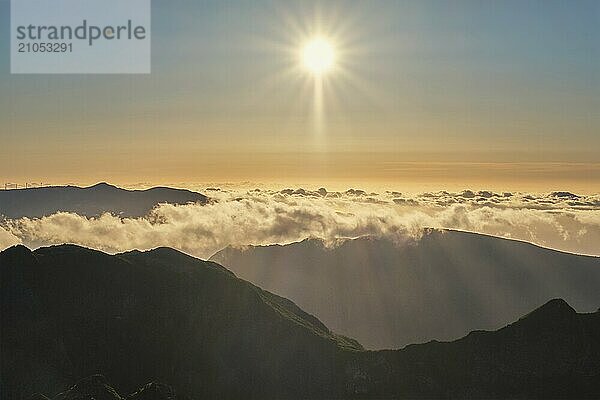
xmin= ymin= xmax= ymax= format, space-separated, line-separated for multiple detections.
xmin=211 ymin=229 xmax=600 ymax=349
xmin=2 ymin=244 xmax=600 ymax=398
xmin=0 ymin=183 xmax=208 ymax=218
xmin=214 ymin=229 xmax=600 ymax=259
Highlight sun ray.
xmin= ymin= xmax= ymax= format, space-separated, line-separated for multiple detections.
xmin=243 ymin=4 xmax=381 ymax=151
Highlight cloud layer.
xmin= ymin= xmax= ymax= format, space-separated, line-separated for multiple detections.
xmin=2 ymin=187 xmax=599 ymax=258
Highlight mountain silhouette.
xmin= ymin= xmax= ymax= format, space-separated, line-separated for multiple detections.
xmin=211 ymin=229 xmax=600 ymax=349
xmin=31 ymin=374 xmax=176 ymax=400
xmin=2 ymin=244 xmax=599 ymax=399
xmin=0 ymin=183 xmax=207 ymax=218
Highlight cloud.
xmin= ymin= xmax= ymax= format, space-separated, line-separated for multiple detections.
xmin=0 ymin=226 xmax=21 ymax=249
xmin=1 ymin=188 xmax=599 ymax=258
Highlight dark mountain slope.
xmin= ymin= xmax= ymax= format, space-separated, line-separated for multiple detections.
xmin=0 ymin=244 xmax=358 ymax=400
xmin=211 ymin=229 xmax=600 ymax=348
xmin=0 ymin=183 xmax=207 ymax=218
xmin=349 ymin=298 xmax=600 ymax=399
xmin=2 ymin=244 xmax=599 ymax=399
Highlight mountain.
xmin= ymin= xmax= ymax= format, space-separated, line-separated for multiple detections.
xmin=30 ymin=374 xmax=176 ymax=400
xmin=0 ymin=244 xmax=359 ymax=400
xmin=211 ymin=229 xmax=600 ymax=349
xmin=355 ymin=298 xmax=600 ymax=399
xmin=0 ymin=183 xmax=207 ymax=218
xmin=2 ymin=244 xmax=599 ymax=399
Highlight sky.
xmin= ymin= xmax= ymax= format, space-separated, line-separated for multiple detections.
xmin=0 ymin=0 xmax=598 ymax=192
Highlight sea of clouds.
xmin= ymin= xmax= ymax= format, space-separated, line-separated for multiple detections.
xmin=1 ymin=187 xmax=599 ymax=258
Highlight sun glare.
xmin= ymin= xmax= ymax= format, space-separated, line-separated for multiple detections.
xmin=302 ymin=38 xmax=335 ymax=75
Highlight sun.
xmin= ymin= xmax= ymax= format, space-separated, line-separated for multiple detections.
xmin=302 ymin=37 xmax=335 ymax=75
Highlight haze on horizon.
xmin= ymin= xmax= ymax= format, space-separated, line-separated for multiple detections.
xmin=0 ymin=0 xmax=598 ymax=192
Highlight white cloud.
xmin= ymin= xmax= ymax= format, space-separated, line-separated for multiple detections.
xmin=1 ymin=188 xmax=599 ymax=257
xmin=0 ymin=226 xmax=21 ymax=249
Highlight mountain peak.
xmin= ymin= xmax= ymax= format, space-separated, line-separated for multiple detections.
xmin=535 ymin=298 xmax=575 ymax=314
xmin=88 ymin=182 xmax=117 ymax=189
xmin=520 ymin=298 xmax=576 ymax=325
xmin=57 ymin=375 xmax=129 ymax=400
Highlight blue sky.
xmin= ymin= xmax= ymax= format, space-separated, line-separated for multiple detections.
xmin=0 ymin=0 xmax=598 ymax=188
